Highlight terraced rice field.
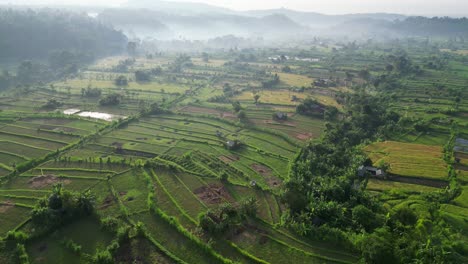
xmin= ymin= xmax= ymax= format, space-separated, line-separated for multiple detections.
xmin=364 ymin=141 xmax=448 ymax=181
xmin=0 ymin=117 xmax=105 ymax=177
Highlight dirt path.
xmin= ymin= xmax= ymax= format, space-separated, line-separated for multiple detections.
xmin=0 ymin=200 xmax=15 ymax=213
xmin=388 ymin=175 xmax=448 ymax=188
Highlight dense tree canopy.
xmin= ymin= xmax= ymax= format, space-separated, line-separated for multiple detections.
xmin=0 ymin=8 xmax=127 ymax=60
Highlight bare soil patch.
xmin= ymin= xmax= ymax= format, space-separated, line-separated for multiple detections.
xmin=221 ymin=112 xmax=237 ymax=119
xmin=39 ymin=125 xmax=77 ymax=133
xmin=194 ymin=184 xmax=233 ymax=204
xmin=39 ymin=125 xmax=57 ymax=130
xmin=455 ymin=152 xmax=468 ymax=160
xmin=233 ymin=230 xmax=257 ymax=244
xmin=251 ymin=164 xmax=282 ymax=188
xmin=0 ymin=200 xmax=15 ymax=213
xmin=56 ymin=127 xmax=76 ymax=133
xmin=266 ymin=178 xmax=283 ymax=188
xmin=28 ymin=175 xmax=71 ymax=189
xmin=454 ymin=164 xmax=468 ymax=171
xmin=296 ymin=133 xmax=313 ymax=140
xmin=251 ymin=164 xmax=272 ymax=177
xmin=41 ymin=118 xmax=71 ymax=125
xmin=111 ymin=142 xmax=123 ymax=148
xmin=219 ymin=155 xmax=240 ymax=163
xmin=181 ymin=106 xmax=221 ymax=116
xmin=264 ymin=120 xmax=297 ymax=127
xmin=99 ymin=195 xmax=115 ymax=210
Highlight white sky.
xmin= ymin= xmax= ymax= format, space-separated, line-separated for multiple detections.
xmin=1 ymin=0 xmax=467 ymax=16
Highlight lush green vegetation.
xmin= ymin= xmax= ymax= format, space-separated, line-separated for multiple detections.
xmin=1 ymin=11 xmax=468 ymax=263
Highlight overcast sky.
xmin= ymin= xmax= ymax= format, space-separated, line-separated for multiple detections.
xmin=1 ymin=0 xmax=467 ymax=16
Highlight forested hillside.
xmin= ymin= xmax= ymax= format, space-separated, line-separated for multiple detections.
xmin=0 ymin=9 xmax=127 ymax=60
xmin=392 ymin=17 xmax=468 ymax=37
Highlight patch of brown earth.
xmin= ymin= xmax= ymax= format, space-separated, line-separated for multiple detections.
xmin=194 ymin=184 xmax=233 ymax=204
xmin=55 ymin=127 xmax=76 ymax=133
xmin=454 ymin=164 xmax=468 ymax=171
xmin=264 ymin=120 xmax=297 ymax=127
xmin=455 ymin=152 xmax=468 ymax=160
xmin=251 ymin=164 xmax=272 ymax=177
xmin=37 ymin=118 xmax=70 ymax=125
xmin=296 ymin=133 xmax=313 ymax=140
xmin=230 ymin=230 xmax=257 ymax=244
xmin=111 ymin=142 xmax=123 ymax=148
xmin=218 ymin=155 xmax=240 ymax=163
xmin=251 ymin=164 xmax=282 ymax=188
xmin=0 ymin=200 xmax=15 ymax=213
xmin=181 ymin=106 xmax=221 ymax=116
xmin=39 ymin=125 xmax=57 ymax=130
xmin=259 ymin=235 xmax=269 ymax=245
xmin=266 ymin=177 xmax=283 ymax=188
xmin=99 ymin=195 xmax=115 ymax=210
xmin=38 ymin=125 xmax=76 ymax=133
xmin=230 ymin=224 xmax=269 ymax=244
xmin=221 ymin=112 xmax=237 ymax=119
xmin=28 ymin=175 xmax=71 ymax=189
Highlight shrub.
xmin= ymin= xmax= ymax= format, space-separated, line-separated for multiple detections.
xmin=16 ymin=244 xmax=29 ymax=264
xmin=100 ymin=216 xmax=120 ymax=233
xmin=352 ymin=205 xmax=382 ymax=231
xmin=94 ymin=249 xmax=113 ymax=264
xmin=114 ymin=75 xmax=128 ymax=86
xmin=135 ymin=70 xmax=151 ymax=82
xmin=5 ymin=231 xmax=29 ymax=243
xmin=99 ymin=93 xmax=121 ymax=106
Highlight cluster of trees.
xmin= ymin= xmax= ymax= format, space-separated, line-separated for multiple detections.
xmin=283 ymin=90 xmax=467 ymax=262
xmin=207 ymin=83 xmax=241 ymax=103
xmin=114 ymin=75 xmax=128 ymax=86
xmin=16 ymin=60 xmax=53 ymax=85
xmin=134 ymin=70 xmax=151 ymax=82
xmin=139 ymin=102 xmax=170 ymax=116
xmin=81 ymin=87 xmax=102 ymax=98
xmin=48 ymin=50 xmax=95 ymax=77
xmin=5 ymin=51 xmax=98 ymax=89
xmin=170 ymin=54 xmax=193 ymax=73
xmin=0 ymin=70 xmax=12 ymax=90
xmin=31 ymin=184 xmax=95 ymax=230
xmin=392 ymin=17 xmax=468 ymax=37
xmin=0 ymin=9 xmax=127 ymax=90
xmin=261 ymin=73 xmax=280 ymax=88
xmin=234 ymin=53 xmax=257 ymax=62
xmin=198 ymin=198 xmax=257 ymax=235
xmin=296 ymin=98 xmax=325 ymax=117
xmin=0 ymin=9 xmax=127 ymax=60
xmin=385 ymin=53 xmax=422 ymax=76
xmin=112 ymin=58 xmax=135 ymax=73
xmin=99 ymin=93 xmax=122 ymax=106
xmin=42 ymin=98 xmax=63 ymax=110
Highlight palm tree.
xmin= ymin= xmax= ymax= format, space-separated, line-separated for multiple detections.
xmin=253 ymin=94 xmax=260 ymax=105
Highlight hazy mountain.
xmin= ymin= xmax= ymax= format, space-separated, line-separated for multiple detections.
xmin=98 ymin=9 xmax=306 ymax=40
xmin=243 ymin=8 xmax=407 ymax=28
xmin=123 ymin=0 xmax=235 ymax=15
xmin=98 ymin=9 xmax=172 ymax=39
xmin=123 ymin=1 xmax=407 ymax=28
xmin=100 ymin=1 xmax=467 ymax=41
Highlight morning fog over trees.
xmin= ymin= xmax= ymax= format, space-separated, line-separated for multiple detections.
xmin=0 ymin=0 xmax=467 ymax=263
